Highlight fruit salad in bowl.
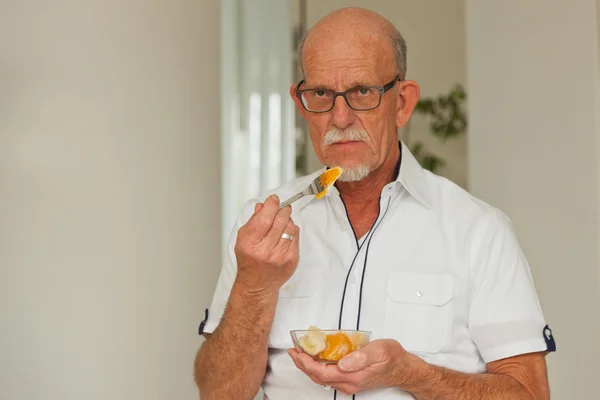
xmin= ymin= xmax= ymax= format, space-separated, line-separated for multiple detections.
xmin=290 ymin=326 xmax=371 ymax=364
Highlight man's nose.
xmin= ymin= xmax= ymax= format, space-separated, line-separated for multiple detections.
xmin=330 ymin=96 xmax=355 ymax=129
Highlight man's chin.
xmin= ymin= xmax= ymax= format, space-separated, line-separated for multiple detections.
xmin=337 ymin=165 xmax=371 ymax=182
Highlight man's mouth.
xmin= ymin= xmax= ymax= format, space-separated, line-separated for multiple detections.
xmin=330 ymin=140 xmax=363 ymax=145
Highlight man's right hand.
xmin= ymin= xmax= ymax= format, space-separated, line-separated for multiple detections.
xmin=195 ymin=194 xmax=299 ymax=399
xmin=233 ymin=194 xmax=300 ymax=295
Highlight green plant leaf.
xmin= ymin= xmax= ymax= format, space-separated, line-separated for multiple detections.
xmin=406 ymin=83 xmax=467 ymax=174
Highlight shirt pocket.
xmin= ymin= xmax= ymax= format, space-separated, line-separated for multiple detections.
xmin=383 ymin=272 xmax=455 ymax=353
xmin=268 ymin=268 xmax=320 ymax=349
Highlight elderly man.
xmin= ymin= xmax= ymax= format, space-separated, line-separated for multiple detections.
xmin=195 ymin=7 xmax=555 ymax=400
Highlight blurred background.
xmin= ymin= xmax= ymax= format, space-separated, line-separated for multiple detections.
xmin=0 ymin=1 xmax=598 ymax=399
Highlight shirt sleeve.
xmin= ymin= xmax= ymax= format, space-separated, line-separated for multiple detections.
xmin=467 ymin=209 xmax=556 ymax=363
xmin=199 ymin=200 xmax=257 ymax=335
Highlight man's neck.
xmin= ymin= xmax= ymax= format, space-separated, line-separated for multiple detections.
xmin=335 ymin=144 xmax=400 ymax=207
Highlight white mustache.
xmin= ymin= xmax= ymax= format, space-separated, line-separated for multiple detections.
xmin=323 ymin=127 xmax=370 ymax=145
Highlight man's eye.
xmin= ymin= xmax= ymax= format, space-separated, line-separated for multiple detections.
xmin=315 ymin=90 xmax=326 ymax=97
xmin=358 ymin=88 xmax=370 ymax=95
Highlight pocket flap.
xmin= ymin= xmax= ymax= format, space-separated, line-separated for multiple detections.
xmin=386 ymin=273 xmax=454 ymax=306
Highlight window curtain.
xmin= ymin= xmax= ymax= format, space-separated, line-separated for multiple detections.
xmin=220 ymin=0 xmax=295 ymax=249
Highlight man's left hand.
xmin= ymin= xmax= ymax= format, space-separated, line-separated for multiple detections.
xmin=288 ymin=339 xmax=426 ymax=395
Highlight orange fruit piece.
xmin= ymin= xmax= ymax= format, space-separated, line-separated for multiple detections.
xmin=317 ymin=332 xmax=355 ymax=361
xmin=315 ymin=167 xmax=343 ymax=200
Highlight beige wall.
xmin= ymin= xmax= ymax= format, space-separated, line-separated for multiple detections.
xmin=466 ymin=0 xmax=600 ymax=398
xmin=0 ymin=1 xmax=220 ymax=399
xmin=299 ymin=0 xmax=468 ymax=188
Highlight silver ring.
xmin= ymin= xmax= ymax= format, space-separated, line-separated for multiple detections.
xmin=281 ymin=233 xmax=293 ymax=241
xmin=323 ymin=385 xmax=331 ymax=391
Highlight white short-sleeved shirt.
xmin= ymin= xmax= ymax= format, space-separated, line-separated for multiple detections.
xmin=200 ymin=141 xmax=555 ymax=400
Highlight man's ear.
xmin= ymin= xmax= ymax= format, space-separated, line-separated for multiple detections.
xmin=290 ymin=84 xmax=307 ymax=120
xmin=395 ymin=80 xmax=420 ymax=129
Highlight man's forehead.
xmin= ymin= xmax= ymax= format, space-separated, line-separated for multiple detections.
xmin=302 ymin=26 xmax=396 ymax=85
xmin=302 ymin=45 xmax=394 ymax=88
xmin=303 ymin=69 xmax=385 ymax=89
xmin=304 ymin=29 xmax=387 ymax=59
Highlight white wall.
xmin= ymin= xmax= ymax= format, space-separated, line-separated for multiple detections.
xmin=466 ymin=1 xmax=600 ymax=398
xmin=299 ymin=0 xmax=468 ymax=188
xmin=0 ymin=1 xmax=220 ymax=399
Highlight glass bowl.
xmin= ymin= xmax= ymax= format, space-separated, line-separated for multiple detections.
xmin=290 ymin=328 xmax=371 ymax=364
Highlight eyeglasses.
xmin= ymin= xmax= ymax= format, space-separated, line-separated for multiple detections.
xmin=295 ymin=75 xmax=400 ymax=113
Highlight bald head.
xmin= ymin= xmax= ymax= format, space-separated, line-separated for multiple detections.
xmin=298 ymin=8 xmax=407 ymax=81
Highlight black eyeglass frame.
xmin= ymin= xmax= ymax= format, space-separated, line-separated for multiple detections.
xmin=294 ymin=75 xmax=401 ymax=113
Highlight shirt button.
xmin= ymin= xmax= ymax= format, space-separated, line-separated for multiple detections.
xmin=416 ymin=290 xmax=423 ymax=297
xmin=350 ymin=276 xmax=356 ymax=284
xmin=284 ymin=284 xmax=293 ymax=292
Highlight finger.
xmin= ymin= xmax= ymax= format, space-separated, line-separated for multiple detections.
xmin=288 ymin=351 xmax=327 ymax=386
xmin=245 ymin=195 xmax=280 ymax=238
xmin=287 ymin=349 xmax=302 ymax=369
xmin=288 ymin=345 xmax=358 ymax=384
xmin=288 ymin=347 xmax=304 ymax=357
xmin=262 ymin=204 xmax=293 ymax=247
xmin=338 ymin=341 xmax=384 ymax=372
xmin=280 ymin=220 xmax=298 ymax=243
xmin=241 ymin=202 xmax=263 ymax=230
xmin=285 ymin=224 xmax=300 ymax=254
xmin=284 ymin=218 xmax=294 ymax=233
xmin=289 ymin=351 xmax=362 ymax=393
xmin=288 ymin=347 xmax=315 ymax=367
xmin=295 ymin=355 xmax=348 ymax=383
xmin=271 ymin=223 xmax=299 ymax=258
xmin=280 ymin=216 xmax=296 ymax=239
xmin=243 ymin=203 xmax=265 ymax=233
xmin=338 ymin=351 xmax=369 ymax=372
xmin=287 ymin=348 xmax=303 ymax=359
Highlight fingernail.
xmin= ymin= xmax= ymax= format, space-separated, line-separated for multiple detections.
xmin=338 ymin=353 xmax=357 ymax=371
xmin=338 ymin=361 xmax=350 ymax=371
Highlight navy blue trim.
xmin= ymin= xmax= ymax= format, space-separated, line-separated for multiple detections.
xmin=334 ymin=203 xmax=380 ymax=400
xmin=543 ymin=325 xmax=556 ymax=352
xmin=356 ymin=196 xmax=391 ymax=330
xmin=198 ymin=308 xmax=209 ymax=335
xmin=332 ymin=144 xmax=400 ymax=400
xmin=394 ymin=141 xmax=402 ymax=180
xmin=334 ymin=197 xmax=390 ymax=400
xmin=340 ymin=195 xmax=359 ymax=250
xmin=337 ymin=249 xmax=363 ymax=331
xmin=336 ymin=196 xmax=363 ymax=332
xmin=336 ymin=198 xmax=382 ymax=331
xmin=346 ymin=197 xmax=391 ymax=400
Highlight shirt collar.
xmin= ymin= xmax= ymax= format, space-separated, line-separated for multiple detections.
xmin=395 ymin=140 xmax=433 ymax=208
xmin=297 ymin=140 xmax=433 ymax=210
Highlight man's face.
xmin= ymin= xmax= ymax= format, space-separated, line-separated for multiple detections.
xmin=291 ymin=34 xmax=413 ymax=181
